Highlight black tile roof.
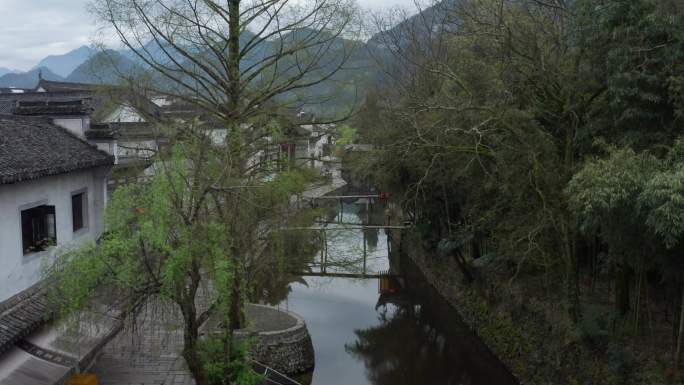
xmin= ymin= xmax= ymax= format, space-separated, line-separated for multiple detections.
xmin=13 ymin=99 xmax=93 ymax=116
xmin=86 ymin=122 xmax=167 ymax=141
xmin=0 ymin=87 xmax=32 ymax=94
xmin=0 ymin=91 xmax=99 ymax=116
xmin=0 ymin=83 xmax=163 ymax=124
xmin=0 ymin=283 xmax=53 ymax=356
xmin=0 ymin=116 xmax=114 ymax=184
xmin=35 ymin=79 xmax=97 ymax=93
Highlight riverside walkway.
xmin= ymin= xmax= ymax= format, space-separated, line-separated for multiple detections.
xmin=92 ymin=298 xmax=303 ymax=385
xmin=91 ymin=298 xmax=195 ymax=385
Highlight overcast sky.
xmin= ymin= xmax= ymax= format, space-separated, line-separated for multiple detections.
xmin=0 ymin=0 xmax=416 ymax=71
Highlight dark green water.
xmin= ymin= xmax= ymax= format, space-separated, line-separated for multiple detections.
xmin=281 ymin=203 xmax=518 ymax=385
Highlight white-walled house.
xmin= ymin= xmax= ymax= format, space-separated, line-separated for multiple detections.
xmin=0 ymin=116 xmax=113 ymax=303
xmin=294 ymin=123 xmax=336 ymax=170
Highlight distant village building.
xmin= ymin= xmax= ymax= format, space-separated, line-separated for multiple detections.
xmin=0 ymin=78 xmax=165 ymax=168
xmin=0 ymin=76 xmax=344 ymax=383
xmin=291 ymin=111 xmax=337 ymax=174
xmin=295 ymin=122 xmax=336 ymax=169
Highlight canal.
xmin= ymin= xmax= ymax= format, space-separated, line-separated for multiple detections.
xmin=280 ymin=202 xmax=518 ymax=385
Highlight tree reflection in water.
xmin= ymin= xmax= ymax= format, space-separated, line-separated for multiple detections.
xmin=358 ymin=202 xmax=385 ymax=251
xmin=256 ymin=198 xmax=518 ymax=385
xmin=346 ymin=305 xmax=462 ymax=385
xmin=363 ymin=228 xmax=379 ymax=251
xmin=250 ymin=221 xmax=321 ymax=305
xmin=346 ymin=264 xmax=518 ymax=385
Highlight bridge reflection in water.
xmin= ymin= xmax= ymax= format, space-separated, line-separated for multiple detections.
xmin=280 ymin=200 xmax=518 ymax=385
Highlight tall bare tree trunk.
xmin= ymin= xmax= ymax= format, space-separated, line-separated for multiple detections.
xmin=227 ymin=0 xmax=241 ymax=116
xmin=563 ymin=123 xmax=580 ymax=322
xmin=229 ymin=265 xmax=245 ymax=331
xmin=675 ymin=281 xmax=684 ymax=368
xmin=616 ymin=263 xmax=631 ymax=317
xmin=562 ymin=222 xmax=580 ymax=322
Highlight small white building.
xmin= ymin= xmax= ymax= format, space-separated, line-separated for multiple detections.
xmin=295 ymin=123 xmax=336 ymax=171
xmin=0 ymin=116 xmax=113 ymax=303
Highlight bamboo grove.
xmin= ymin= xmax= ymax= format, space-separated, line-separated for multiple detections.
xmin=355 ymin=0 xmax=684 ymax=382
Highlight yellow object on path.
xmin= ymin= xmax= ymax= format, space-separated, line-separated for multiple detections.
xmin=66 ymin=373 xmax=98 ymax=385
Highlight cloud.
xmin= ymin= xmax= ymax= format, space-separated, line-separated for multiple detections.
xmin=360 ymin=0 xmax=417 ymax=12
xmin=0 ymin=0 xmax=95 ymax=70
xmin=0 ymin=0 xmax=419 ymax=71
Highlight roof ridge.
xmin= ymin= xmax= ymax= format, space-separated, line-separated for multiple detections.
xmin=0 ymin=115 xmax=53 ymax=123
xmin=0 ymin=116 xmax=114 ymax=184
xmin=37 ymin=79 xmax=99 ymax=88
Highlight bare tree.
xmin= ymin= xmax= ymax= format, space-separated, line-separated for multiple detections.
xmin=91 ymin=0 xmax=361 ymax=122
xmin=48 ymin=1 xmax=363 ymax=384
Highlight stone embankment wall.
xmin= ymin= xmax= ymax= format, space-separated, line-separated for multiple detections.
xmin=399 ymin=229 xmax=613 ymax=385
xmin=234 ymin=305 xmax=315 ymax=376
xmin=402 ymin=242 xmax=531 ymax=383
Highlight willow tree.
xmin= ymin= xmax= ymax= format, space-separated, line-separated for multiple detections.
xmin=49 ymin=0 xmax=359 ymax=383
xmin=50 ymin=123 xmax=318 ymax=384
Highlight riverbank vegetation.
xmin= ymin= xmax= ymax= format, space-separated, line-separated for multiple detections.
xmin=355 ymin=0 xmax=684 ymax=383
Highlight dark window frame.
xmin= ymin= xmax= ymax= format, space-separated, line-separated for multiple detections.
xmin=21 ymin=204 xmax=57 ymax=255
xmin=71 ymin=189 xmax=88 ymax=233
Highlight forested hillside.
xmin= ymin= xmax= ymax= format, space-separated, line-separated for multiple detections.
xmin=353 ymin=0 xmax=684 ymax=383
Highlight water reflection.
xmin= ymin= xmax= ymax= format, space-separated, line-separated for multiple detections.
xmin=346 ymin=304 xmax=458 ymax=385
xmin=278 ymin=201 xmax=517 ymax=385
xmin=347 ymin=258 xmax=518 ymax=385
xmin=320 ymin=203 xmax=389 ymax=274
xmin=363 ymin=228 xmax=379 ymax=251
xmin=252 ymin=216 xmax=321 ymax=305
xmin=358 ymin=202 xmax=384 ymax=251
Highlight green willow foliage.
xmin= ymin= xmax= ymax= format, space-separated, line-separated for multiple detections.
xmin=47 ymin=131 xmax=320 ymax=384
xmin=50 ymin=145 xmax=232 ymax=316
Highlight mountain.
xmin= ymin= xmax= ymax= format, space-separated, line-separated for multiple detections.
xmin=0 ymin=67 xmax=18 ymax=77
xmin=0 ymin=67 xmax=63 ymax=88
xmin=120 ymin=39 xmax=208 ymax=69
xmin=362 ymin=0 xmax=457 ymax=92
xmin=368 ymin=0 xmax=457 ymax=46
xmin=35 ymin=46 xmax=96 ymax=78
xmin=9 ymin=30 xmax=383 ymax=114
xmin=66 ymin=50 xmax=139 ymax=84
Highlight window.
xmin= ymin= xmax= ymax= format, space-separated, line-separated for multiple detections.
xmin=21 ymin=205 xmax=56 ymax=255
xmin=72 ymin=192 xmax=86 ymax=232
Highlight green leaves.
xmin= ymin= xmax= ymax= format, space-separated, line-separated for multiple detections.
xmin=640 ymin=164 xmax=684 ymax=249
xmin=567 ymin=146 xmax=660 ymax=235
xmin=568 ymin=141 xmax=684 ymax=257
xmin=585 ymin=0 xmax=684 ymax=148
xmin=336 ymin=125 xmax=357 ymax=145
xmin=47 ymin=241 xmax=107 ymax=317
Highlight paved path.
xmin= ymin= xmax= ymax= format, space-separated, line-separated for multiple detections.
xmin=201 ymin=304 xmax=297 ymax=335
xmin=91 ymin=298 xmax=194 ymax=385
xmin=91 ymin=299 xmax=302 ymax=385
